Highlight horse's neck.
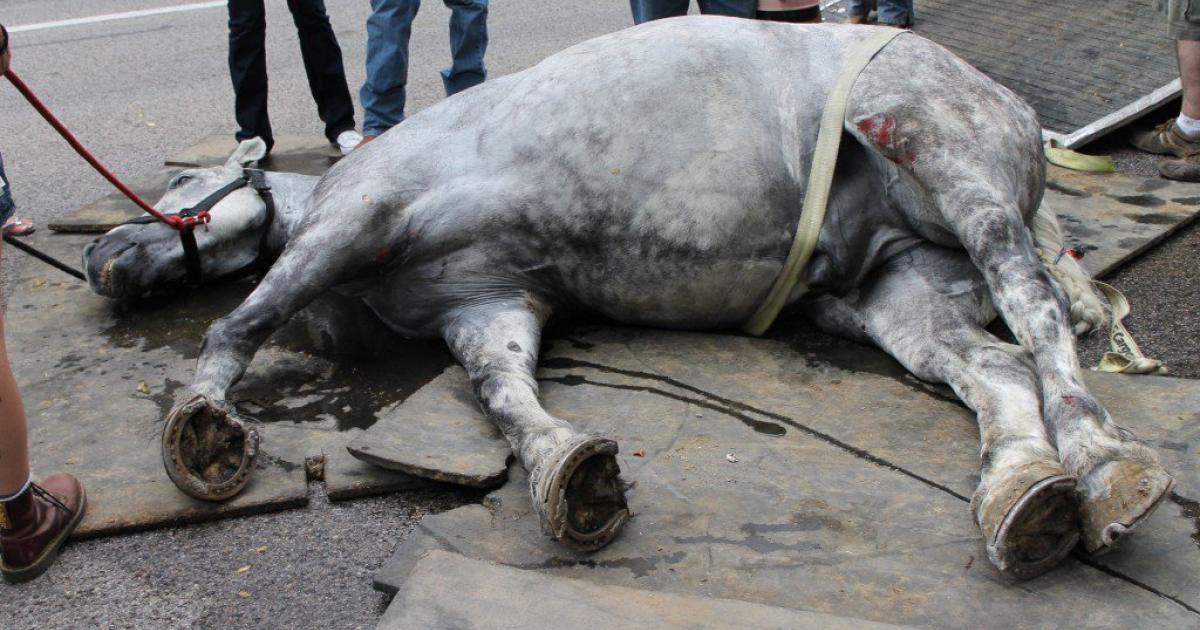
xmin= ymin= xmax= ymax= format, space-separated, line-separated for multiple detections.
xmin=262 ymin=171 xmax=319 ymax=251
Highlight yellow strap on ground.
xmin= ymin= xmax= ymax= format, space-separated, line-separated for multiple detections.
xmin=742 ymin=28 xmax=907 ymax=336
xmin=1044 ymin=140 xmax=1116 ymax=173
xmin=1093 ymin=281 xmax=1167 ymax=375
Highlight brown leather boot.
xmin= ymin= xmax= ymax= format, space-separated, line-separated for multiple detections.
xmin=0 ymin=474 xmax=87 ymax=583
xmin=848 ymin=14 xmax=870 ymax=24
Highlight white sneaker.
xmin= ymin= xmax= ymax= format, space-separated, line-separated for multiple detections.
xmin=336 ymin=130 xmax=364 ymax=156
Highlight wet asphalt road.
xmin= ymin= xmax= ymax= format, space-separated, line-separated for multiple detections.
xmin=0 ymin=2 xmax=1198 ymax=628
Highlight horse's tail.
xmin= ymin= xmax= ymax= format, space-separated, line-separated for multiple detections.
xmin=1031 ymin=199 xmax=1107 ymax=335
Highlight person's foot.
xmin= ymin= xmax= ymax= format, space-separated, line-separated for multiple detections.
xmin=335 ymin=130 xmax=364 ymax=156
xmin=1158 ymin=155 xmax=1200 ymax=182
xmin=354 ymin=135 xmax=378 ymax=151
xmin=848 ymin=14 xmax=870 ymax=24
xmin=2 ymin=216 xmax=34 ymax=237
xmin=1131 ymin=120 xmax=1200 ymax=158
xmin=0 ymin=474 xmax=87 ymax=583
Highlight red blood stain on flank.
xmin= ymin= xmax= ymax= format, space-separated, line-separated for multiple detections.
xmin=876 ymin=116 xmax=895 ymax=146
xmin=857 ymin=115 xmax=897 ymax=148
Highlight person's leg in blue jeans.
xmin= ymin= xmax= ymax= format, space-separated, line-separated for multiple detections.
xmin=228 ymin=0 xmax=273 ymax=148
xmin=847 ymin=0 xmax=870 ymax=20
xmin=877 ymin=0 xmax=913 ymax=27
xmin=442 ymin=0 xmax=487 ymax=97
xmin=361 ymin=0 xmax=420 ymax=137
xmin=287 ymin=0 xmax=357 ymax=142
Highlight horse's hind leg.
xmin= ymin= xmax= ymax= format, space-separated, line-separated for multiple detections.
xmin=923 ymin=164 xmax=1170 ymax=555
xmin=443 ymin=298 xmax=630 ymax=551
xmin=851 ymin=41 xmax=1173 ymax=555
xmin=806 ymin=245 xmax=1078 ymax=579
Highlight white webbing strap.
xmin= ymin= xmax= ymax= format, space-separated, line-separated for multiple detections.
xmin=1093 ymin=281 xmax=1167 ymax=375
xmin=742 ymin=28 xmax=907 ymax=336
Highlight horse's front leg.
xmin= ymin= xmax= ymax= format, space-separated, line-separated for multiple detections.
xmin=162 ymin=233 xmax=355 ymax=501
xmin=443 ymin=298 xmax=631 ymax=551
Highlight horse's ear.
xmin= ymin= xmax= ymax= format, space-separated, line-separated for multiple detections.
xmin=225 ymin=138 xmax=268 ymax=169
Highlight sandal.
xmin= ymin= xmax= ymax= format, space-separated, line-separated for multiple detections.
xmin=3 ymin=216 xmax=35 ymax=236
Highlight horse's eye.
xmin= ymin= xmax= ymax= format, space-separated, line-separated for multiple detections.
xmin=170 ymin=175 xmax=193 ymax=189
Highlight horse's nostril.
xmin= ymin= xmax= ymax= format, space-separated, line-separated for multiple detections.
xmin=100 ymin=257 xmax=117 ymax=292
xmin=88 ymin=241 xmax=136 ymax=295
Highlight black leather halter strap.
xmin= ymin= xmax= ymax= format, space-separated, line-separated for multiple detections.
xmin=122 ymin=168 xmax=276 ymax=286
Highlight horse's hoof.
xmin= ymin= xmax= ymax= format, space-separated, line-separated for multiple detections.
xmin=530 ymin=435 xmax=630 ymax=551
xmin=1079 ymin=460 xmax=1174 ymax=555
xmin=975 ymin=464 xmax=1079 ymax=580
xmin=162 ymin=394 xmax=259 ymax=502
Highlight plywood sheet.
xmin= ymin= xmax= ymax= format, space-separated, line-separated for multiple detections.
xmin=373 ymin=327 xmax=1200 ymax=627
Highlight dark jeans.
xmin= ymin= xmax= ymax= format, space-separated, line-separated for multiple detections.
xmin=228 ymin=0 xmax=357 ymax=148
xmin=629 ymin=0 xmax=756 ymax=24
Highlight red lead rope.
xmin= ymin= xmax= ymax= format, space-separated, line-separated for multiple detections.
xmin=3 ymin=69 xmax=205 ymax=231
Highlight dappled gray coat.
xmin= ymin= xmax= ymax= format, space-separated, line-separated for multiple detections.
xmin=83 ymin=17 xmax=1173 ymax=580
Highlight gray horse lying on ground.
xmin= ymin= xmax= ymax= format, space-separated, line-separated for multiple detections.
xmin=82 ymin=17 xmax=1173 ymax=579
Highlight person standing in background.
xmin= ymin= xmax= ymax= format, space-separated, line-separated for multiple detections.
xmin=228 ymin=0 xmax=363 ymax=156
xmin=846 ymin=0 xmax=913 ymax=28
xmin=1131 ymin=0 xmax=1200 ymax=181
xmin=357 ymin=0 xmax=489 ymax=148
xmin=630 ymin=0 xmax=756 ymax=24
xmin=0 ymin=22 xmax=88 ymax=583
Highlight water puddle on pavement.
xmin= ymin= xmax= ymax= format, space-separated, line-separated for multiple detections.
xmin=100 ymin=280 xmax=454 ymax=431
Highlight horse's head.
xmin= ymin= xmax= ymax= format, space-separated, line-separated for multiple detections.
xmin=83 ymin=138 xmax=276 ymax=299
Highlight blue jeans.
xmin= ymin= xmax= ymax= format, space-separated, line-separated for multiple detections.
xmin=630 ymin=0 xmax=756 ymax=24
xmin=0 ymin=152 xmax=14 ymax=226
xmin=846 ymin=0 xmax=913 ymax=26
xmin=361 ymin=0 xmax=488 ymax=136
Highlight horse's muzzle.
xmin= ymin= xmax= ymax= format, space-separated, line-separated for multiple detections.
xmin=82 ymin=237 xmax=137 ymax=299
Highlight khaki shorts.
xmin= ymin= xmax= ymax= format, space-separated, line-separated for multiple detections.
xmin=1167 ymin=0 xmax=1200 ymax=40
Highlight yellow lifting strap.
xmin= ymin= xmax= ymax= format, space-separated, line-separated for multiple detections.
xmin=742 ymin=28 xmax=908 ymax=336
xmin=1094 ymin=281 xmax=1167 ymax=375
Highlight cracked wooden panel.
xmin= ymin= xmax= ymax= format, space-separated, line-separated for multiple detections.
xmin=1046 ymin=165 xmax=1200 ymax=278
xmin=374 ymin=326 xmax=1200 ymax=626
xmin=380 ymin=549 xmax=908 ymax=629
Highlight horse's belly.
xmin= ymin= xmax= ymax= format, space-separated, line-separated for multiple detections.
xmin=560 ymin=259 xmax=782 ymax=329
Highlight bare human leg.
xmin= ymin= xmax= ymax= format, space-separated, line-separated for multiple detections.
xmin=0 ymin=244 xmax=86 ymax=583
xmin=1177 ymin=39 xmax=1200 ymax=119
